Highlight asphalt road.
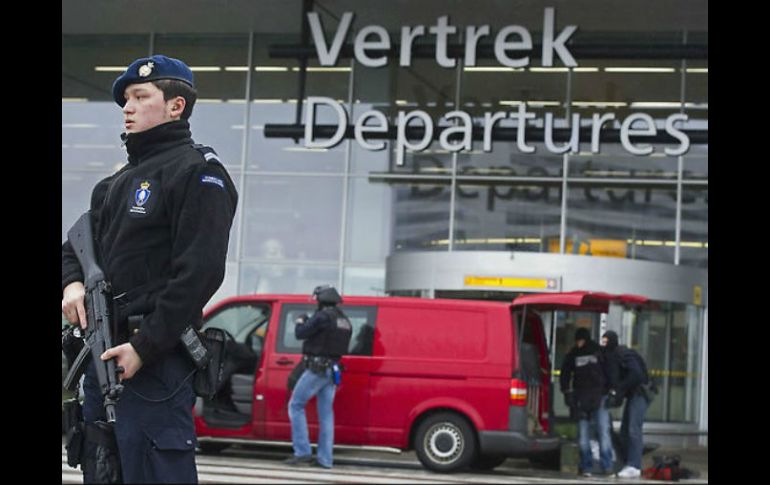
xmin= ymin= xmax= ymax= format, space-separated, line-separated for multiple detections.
xmin=61 ymin=438 xmax=707 ymax=484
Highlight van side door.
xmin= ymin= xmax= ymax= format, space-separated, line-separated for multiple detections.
xmin=199 ymin=301 xmax=272 ymax=437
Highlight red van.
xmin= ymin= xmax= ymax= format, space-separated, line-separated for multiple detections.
xmin=193 ymin=291 xmax=644 ymax=472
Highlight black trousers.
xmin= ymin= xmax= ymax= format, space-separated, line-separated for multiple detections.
xmin=82 ymin=348 xmax=198 ymax=483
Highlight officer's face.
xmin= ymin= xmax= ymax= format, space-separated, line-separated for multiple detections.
xmin=122 ymin=82 xmax=180 ymax=134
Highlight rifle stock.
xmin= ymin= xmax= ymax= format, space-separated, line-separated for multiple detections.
xmin=66 ymin=212 xmax=124 ymax=423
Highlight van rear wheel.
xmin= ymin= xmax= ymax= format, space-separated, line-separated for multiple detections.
xmin=414 ymin=412 xmax=476 ymax=473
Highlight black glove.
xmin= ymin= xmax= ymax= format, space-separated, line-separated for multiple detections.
xmin=563 ymin=390 xmax=575 ymax=409
xmin=294 ymin=314 xmax=309 ymax=325
xmin=606 ymin=388 xmax=624 ymax=408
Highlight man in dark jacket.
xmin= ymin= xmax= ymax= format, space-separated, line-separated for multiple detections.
xmin=285 ymin=285 xmax=352 ymax=469
xmin=560 ymin=327 xmax=614 ymax=477
xmin=601 ymin=330 xmax=651 ymax=479
xmin=61 ymin=54 xmax=238 ymax=483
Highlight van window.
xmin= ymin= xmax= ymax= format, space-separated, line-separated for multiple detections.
xmin=203 ymin=304 xmax=270 ymax=342
xmin=277 ymin=304 xmax=378 ymax=356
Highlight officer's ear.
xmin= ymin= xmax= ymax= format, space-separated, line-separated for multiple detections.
xmin=168 ymin=96 xmax=186 ymax=119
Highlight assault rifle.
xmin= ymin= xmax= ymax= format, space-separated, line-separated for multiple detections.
xmin=62 ymin=212 xmax=124 ymax=423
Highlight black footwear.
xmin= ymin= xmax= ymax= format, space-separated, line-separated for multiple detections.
xmin=284 ymin=455 xmax=313 ymax=466
xmin=311 ymin=459 xmax=332 ymax=469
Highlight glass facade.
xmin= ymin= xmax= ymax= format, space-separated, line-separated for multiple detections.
xmin=549 ymin=305 xmax=704 ymax=424
xmin=62 ymin=0 xmax=707 ymax=425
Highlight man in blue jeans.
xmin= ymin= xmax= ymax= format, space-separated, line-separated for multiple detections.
xmin=285 ymin=286 xmax=352 ymax=469
xmin=560 ymin=328 xmax=614 ymax=477
xmin=602 ymin=330 xmax=651 ymax=479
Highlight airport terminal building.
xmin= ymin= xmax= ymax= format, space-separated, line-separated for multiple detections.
xmin=62 ymin=0 xmax=707 ymax=445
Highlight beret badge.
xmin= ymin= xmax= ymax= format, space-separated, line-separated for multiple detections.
xmin=138 ymin=61 xmax=155 ymax=77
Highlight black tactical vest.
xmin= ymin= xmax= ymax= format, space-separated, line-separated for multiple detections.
xmin=302 ymin=306 xmax=353 ymax=358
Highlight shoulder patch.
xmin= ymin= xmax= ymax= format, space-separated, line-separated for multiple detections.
xmin=201 ymin=175 xmax=225 ymax=188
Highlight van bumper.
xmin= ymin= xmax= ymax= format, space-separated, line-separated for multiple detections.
xmin=477 ymin=431 xmax=561 ymax=457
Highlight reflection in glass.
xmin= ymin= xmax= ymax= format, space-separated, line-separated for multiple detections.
xmin=683 ymin=144 xmax=708 ymax=180
xmin=566 ymin=183 xmax=677 ymax=263
xmin=569 ymin=147 xmax=679 ymax=180
xmin=453 ymin=179 xmax=562 ymax=252
xmin=680 ymin=188 xmax=708 ymax=269
xmin=241 ymin=175 xmax=343 ymax=262
xmin=392 ymin=182 xmax=451 ymax=251
xmin=346 ymin=178 xmax=392 ymax=263
xmin=239 ymin=263 xmax=338 ymax=295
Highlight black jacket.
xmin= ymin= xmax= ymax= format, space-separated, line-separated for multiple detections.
xmin=62 ymin=120 xmax=238 ymax=365
xmin=560 ymin=339 xmax=608 ymax=412
xmin=604 ymin=345 xmax=649 ymax=398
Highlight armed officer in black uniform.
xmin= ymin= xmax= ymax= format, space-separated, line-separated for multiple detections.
xmin=61 ymin=54 xmax=238 ymax=483
xmin=285 ymin=285 xmax=352 ymax=469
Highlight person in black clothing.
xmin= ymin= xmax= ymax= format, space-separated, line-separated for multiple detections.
xmin=560 ymin=327 xmax=614 ymax=477
xmin=285 ymin=285 xmax=352 ymax=469
xmin=61 ymin=54 xmax=238 ymax=483
xmin=601 ymin=330 xmax=651 ymax=479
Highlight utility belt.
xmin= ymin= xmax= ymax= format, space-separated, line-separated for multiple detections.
xmin=112 ymin=278 xmax=168 ymax=343
xmin=302 ymin=354 xmax=337 ymax=374
xmin=127 ymin=314 xmax=209 ymax=370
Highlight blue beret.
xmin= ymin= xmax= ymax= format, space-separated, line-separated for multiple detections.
xmin=112 ymin=55 xmax=194 ymax=107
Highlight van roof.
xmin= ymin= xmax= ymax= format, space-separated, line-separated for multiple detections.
xmin=511 ymin=291 xmax=649 ymax=312
xmin=217 ymin=294 xmax=511 ymax=310
xmin=213 ymin=291 xmax=647 ymax=314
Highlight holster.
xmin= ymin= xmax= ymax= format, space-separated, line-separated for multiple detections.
xmin=85 ymin=421 xmax=123 ymax=484
xmin=63 ymin=398 xmax=85 ymax=468
xmin=193 ymin=327 xmax=227 ymax=399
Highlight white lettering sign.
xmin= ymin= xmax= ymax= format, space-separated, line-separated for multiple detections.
xmin=310 ymin=8 xmax=576 ymax=68
xmin=301 ymin=8 xmax=694 ymax=159
xmin=304 ymin=99 xmax=691 ymax=163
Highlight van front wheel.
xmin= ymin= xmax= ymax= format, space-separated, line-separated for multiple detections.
xmin=414 ymin=412 xmax=477 ymax=473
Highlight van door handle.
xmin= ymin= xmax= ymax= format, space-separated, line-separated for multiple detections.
xmin=276 ymin=358 xmax=295 ymax=366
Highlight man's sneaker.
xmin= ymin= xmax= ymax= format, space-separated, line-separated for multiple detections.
xmin=311 ymin=459 xmax=332 ymax=469
xmin=581 ymin=471 xmax=593 ymax=478
xmin=284 ymin=455 xmax=313 ymax=466
xmin=616 ymin=466 xmax=641 ymax=478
